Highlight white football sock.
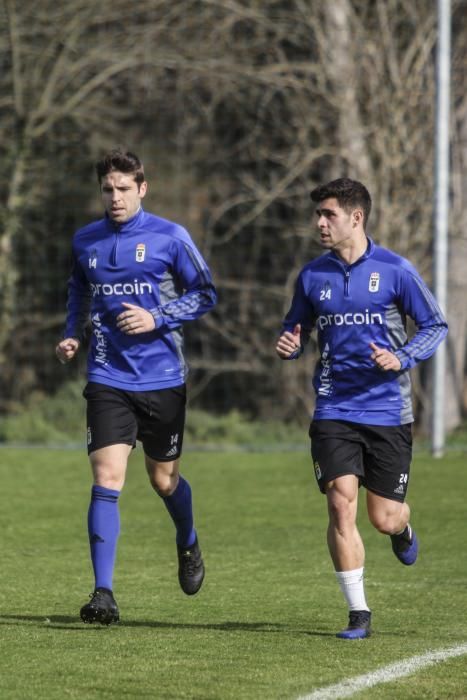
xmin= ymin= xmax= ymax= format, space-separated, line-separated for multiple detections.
xmin=335 ymin=567 xmax=370 ymax=612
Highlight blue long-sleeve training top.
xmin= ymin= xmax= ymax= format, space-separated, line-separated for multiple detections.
xmin=281 ymin=237 xmax=448 ymax=426
xmin=64 ymin=208 xmax=217 ymax=391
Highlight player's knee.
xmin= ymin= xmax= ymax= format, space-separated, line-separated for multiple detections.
xmin=148 ymin=467 xmax=178 ymax=497
xmin=327 ymin=497 xmax=355 ymax=529
xmin=93 ymin=465 xmax=125 ymax=491
xmin=368 ymin=509 xmax=401 ymax=534
xmin=153 ymin=482 xmax=172 ymax=498
xmin=369 ymin=514 xmax=389 ymax=533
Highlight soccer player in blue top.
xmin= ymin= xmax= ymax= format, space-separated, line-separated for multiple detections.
xmin=276 ymin=178 xmax=447 ymax=639
xmin=56 ymin=149 xmax=217 ymax=624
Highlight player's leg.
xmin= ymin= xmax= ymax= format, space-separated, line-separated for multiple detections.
xmin=363 ymin=423 xmax=417 ymax=565
xmin=326 ymin=475 xmax=372 ymax=639
xmin=326 ymin=474 xmax=363 ymax=571
xmin=80 ymin=383 xmax=137 ymax=624
xmin=145 ymin=455 xmax=195 ymax=548
xmin=310 ymin=420 xmax=371 ymax=639
xmin=366 ymin=491 xmax=410 ymax=535
xmin=367 ymin=491 xmax=417 ymax=564
xmin=89 ymin=444 xmax=132 ymax=581
xmin=140 ymin=385 xmax=204 ymax=595
xmin=80 ymin=444 xmax=132 ymax=624
xmin=145 ymin=455 xmax=204 ymax=595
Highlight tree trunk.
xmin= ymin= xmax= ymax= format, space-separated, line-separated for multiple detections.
xmin=444 ymin=109 xmax=467 ymax=430
xmin=322 ymin=0 xmax=373 ymax=181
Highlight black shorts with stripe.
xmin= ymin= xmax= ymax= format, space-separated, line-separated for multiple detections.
xmin=309 ymin=419 xmax=413 ymax=502
xmin=83 ymin=381 xmax=186 ymax=461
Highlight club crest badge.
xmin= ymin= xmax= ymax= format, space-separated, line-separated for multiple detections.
xmin=314 ymin=461 xmax=322 ymax=480
xmin=136 ymin=243 xmax=146 ymax=262
xmin=369 ymin=272 xmax=380 ymax=292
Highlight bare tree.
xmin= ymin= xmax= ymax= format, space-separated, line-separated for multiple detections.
xmin=0 ymin=0 xmax=199 ymax=403
xmin=1 ymin=0 xmax=466 ymax=432
xmin=164 ymin=0 xmax=467 ymax=429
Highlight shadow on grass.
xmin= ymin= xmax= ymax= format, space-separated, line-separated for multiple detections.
xmin=0 ymin=614 xmax=336 ymax=636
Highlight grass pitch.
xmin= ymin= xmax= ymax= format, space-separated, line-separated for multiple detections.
xmin=0 ymin=445 xmax=466 ymax=699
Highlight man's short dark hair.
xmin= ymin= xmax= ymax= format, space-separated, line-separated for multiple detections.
xmin=310 ymin=178 xmax=372 ymax=228
xmin=96 ymin=149 xmax=145 ymax=187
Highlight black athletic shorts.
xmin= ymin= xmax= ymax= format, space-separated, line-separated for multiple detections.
xmin=83 ymin=382 xmax=186 ymax=461
xmin=309 ymin=419 xmax=413 ymax=502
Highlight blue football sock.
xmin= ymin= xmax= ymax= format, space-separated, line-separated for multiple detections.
xmin=162 ymin=476 xmax=196 ymax=548
xmin=87 ymin=485 xmax=120 ymax=591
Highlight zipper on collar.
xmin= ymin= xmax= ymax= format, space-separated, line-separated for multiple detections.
xmin=330 ymin=237 xmax=374 ymax=298
xmin=111 ymin=229 xmax=120 ymax=266
xmin=107 ymin=208 xmax=144 ymax=266
xmin=344 ymin=268 xmax=351 ymax=297
xmin=330 ymin=255 xmax=352 ymax=298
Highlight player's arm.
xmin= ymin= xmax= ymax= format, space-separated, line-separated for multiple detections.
xmin=392 ymin=267 xmax=448 ymax=370
xmin=369 ymin=342 xmax=401 ymax=371
xmin=276 ymin=274 xmax=314 ymax=360
xmin=56 ymin=337 xmax=81 ymax=364
xmin=57 ymin=250 xmax=92 ymax=359
xmin=117 ymin=235 xmax=216 ymax=335
xmin=116 ymin=302 xmax=157 ymax=335
xmin=276 ymin=324 xmax=303 ymax=359
xmin=151 ymin=236 xmax=216 ymax=328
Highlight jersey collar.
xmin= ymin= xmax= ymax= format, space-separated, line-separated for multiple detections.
xmin=330 ymin=235 xmax=375 ymax=266
xmin=105 ymin=207 xmax=145 ymax=233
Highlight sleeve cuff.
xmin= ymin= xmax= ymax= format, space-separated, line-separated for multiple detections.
xmin=149 ymin=307 xmax=163 ymax=329
xmin=286 ymin=347 xmax=302 ymax=360
xmin=394 ymin=350 xmax=410 ymax=370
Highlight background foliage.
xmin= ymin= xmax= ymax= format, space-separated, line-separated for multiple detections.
xmin=1 ymin=0 xmax=466 ymax=435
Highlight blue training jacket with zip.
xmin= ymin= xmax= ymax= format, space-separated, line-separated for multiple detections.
xmin=64 ymin=208 xmax=216 ymax=391
xmin=281 ymin=237 xmax=447 ymax=426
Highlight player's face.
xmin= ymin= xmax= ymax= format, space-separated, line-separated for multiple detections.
xmin=315 ymin=197 xmax=359 ymax=252
xmin=101 ymin=171 xmax=147 ymax=223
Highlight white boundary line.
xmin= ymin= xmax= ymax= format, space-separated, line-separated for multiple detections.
xmin=297 ymin=643 xmax=467 ymax=700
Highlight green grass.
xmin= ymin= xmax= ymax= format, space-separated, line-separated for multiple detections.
xmin=0 ymin=446 xmax=466 ymax=699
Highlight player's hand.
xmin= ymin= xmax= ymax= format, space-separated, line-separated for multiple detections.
xmin=116 ymin=302 xmax=156 ymax=335
xmin=369 ymin=342 xmax=401 ymax=371
xmin=276 ymin=324 xmax=302 ymax=358
xmin=55 ymin=338 xmax=80 ymax=364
